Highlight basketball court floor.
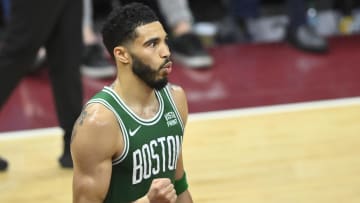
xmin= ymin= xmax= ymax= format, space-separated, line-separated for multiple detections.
xmin=0 ymin=34 xmax=360 ymax=202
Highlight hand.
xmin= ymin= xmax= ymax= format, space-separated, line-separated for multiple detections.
xmin=146 ymin=178 xmax=177 ymax=203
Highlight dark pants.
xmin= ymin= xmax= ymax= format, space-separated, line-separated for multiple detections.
xmin=229 ymin=0 xmax=260 ymax=19
xmin=286 ymin=0 xmax=307 ymax=29
xmin=0 ymin=0 xmax=83 ymax=153
xmin=230 ymin=0 xmax=307 ymax=29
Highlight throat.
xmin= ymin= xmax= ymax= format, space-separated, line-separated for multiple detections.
xmin=111 ymin=80 xmax=161 ymax=119
xmin=131 ymin=102 xmax=160 ymax=120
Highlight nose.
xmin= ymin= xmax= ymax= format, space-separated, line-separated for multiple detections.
xmin=160 ymin=43 xmax=171 ymax=58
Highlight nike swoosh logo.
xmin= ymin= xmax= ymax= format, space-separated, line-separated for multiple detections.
xmin=129 ymin=126 xmax=141 ymax=137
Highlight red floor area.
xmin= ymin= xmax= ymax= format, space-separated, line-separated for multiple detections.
xmin=1 ymin=34 xmax=360 ymax=132
xmin=171 ymin=34 xmax=360 ymax=112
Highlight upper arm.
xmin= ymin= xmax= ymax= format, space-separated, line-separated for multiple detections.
xmin=71 ymin=104 xmax=122 ymax=203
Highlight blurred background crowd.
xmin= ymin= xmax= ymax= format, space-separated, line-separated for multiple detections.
xmin=1 ymin=0 xmax=359 ymax=79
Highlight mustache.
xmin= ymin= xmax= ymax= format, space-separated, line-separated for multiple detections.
xmin=160 ymin=57 xmax=171 ymax=69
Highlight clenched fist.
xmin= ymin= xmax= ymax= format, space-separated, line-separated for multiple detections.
xmin=146 ymin=178 xmax=177 ymax=203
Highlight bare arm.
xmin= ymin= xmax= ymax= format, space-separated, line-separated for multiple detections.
xmin=71 ymin=104 xmax=122 ymax=203
xmin=170 ymin=84 xmax=194 ymax=203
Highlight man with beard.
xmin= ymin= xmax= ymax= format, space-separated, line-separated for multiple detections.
xmin=71 ymin=3 xmax=193 ymax=203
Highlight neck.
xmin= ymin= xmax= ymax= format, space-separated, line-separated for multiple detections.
xmin=114 ymin=77 xmax=155 ymax=103
xmin=111 ymin=71 xmax=160 ymax=119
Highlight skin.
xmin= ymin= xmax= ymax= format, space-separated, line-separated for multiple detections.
xmin=71 ymin=21 xmax=193 ymax=203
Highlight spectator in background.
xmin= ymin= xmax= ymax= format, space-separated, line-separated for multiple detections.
xmin=0 ymin=0 xmax=83 ymax=170
xmin=226 ymin=0 xmax=329 ymax=53
xmin=81 ymin=0 xmax=116 ymax=79
xmin=157 ymin=0 xmax=213 ymax=68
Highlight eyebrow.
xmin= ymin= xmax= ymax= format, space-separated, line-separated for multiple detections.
xmin=143 ymin=37 xmax=159 ymax=46
xmin=143 ymin=34 xmax=168 ymax=46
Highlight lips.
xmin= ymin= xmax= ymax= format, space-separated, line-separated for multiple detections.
xmin=162 ymin=62 xmax=172 ymax=74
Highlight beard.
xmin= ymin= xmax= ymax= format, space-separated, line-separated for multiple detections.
xmin=131 ymin=53 xmax=170 ymax=90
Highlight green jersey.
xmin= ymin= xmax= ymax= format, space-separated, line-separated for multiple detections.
xmin=87 ymin=85 xmax=184 ymax=203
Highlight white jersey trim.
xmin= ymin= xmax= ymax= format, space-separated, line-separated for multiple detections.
xmin=86 ymin=98 xmax=129 ymax=165
xmin=103 ymin=87 xmax=164 ymax=126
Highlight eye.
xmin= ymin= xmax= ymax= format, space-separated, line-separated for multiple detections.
xmin=145 ymin=39 xmax=159 ymax=48
xmin=149 ymin=41 xmax=157 ymax=48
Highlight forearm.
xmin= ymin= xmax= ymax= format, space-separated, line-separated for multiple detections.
xmin=176 ymin=190 xmax=193 ymax=203
xmin=73 ymin=183 xmax=106 ymax=203
xmin=74 ymin=195 xmax=103 ymax=203
xmin=132 ymin=195 xmax=149 ymax=203
xmin=132 ymin=190 xmax=192 ymax=203
xmin=73 ymin=170 xmax=110 ymax=203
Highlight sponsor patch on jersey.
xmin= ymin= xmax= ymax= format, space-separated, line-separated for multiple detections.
xmin=164 ymin=112 xmax=178 ymax=127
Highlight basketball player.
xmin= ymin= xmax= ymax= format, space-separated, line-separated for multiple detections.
xmin=71 ymin=3 xmax=193 ymax=203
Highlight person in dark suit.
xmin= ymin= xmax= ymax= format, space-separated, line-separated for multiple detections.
xmin=0 ymin=0 xmax=83 ymax=170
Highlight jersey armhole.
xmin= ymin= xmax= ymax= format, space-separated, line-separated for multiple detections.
xmin=86 ymin=99 xmax=130 ymax=165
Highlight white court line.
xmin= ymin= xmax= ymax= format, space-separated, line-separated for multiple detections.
xmin=189 ymin=96 xmax=360 ymax=121
xmin=1 ymin=96 xmax=360 ymax=140
xmin=0 ymin=127 xmax=63 ymax=140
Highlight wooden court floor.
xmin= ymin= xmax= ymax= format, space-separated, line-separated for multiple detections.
xmin=1 ymin=100 xmax=360 ymax=203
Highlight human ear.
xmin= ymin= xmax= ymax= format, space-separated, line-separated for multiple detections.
xmin=113 ymin=46 xmax=130 ymax=64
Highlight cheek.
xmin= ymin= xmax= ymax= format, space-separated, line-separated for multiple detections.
xmin=142 ymin=53 xmax=162 ymax=69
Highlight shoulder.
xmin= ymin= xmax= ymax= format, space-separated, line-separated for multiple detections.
xmin=71 ymin=103 xmax=120 ymax=157
xmin=77 ymin=103 xmax=118 ymax=132
xmin=168 ymin=83 xmax=186 ymax=101
xmin=167 ymin=83 xmax=188 ymax=124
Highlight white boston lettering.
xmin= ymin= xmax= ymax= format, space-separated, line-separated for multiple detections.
xmin=142 ymin=144 xmax=152 ymax=179
xmin=157 ymin=137 xmax=167 ymax=172
xmin=167 ymin=136 xmax=176 ymax=170
xmin=150 ymin=140 xmax=160 ymax=174
xmin=132 ymin=149 xmax=143 ymax=184
xmin=131 ymin=135 xmax=182 ymax=185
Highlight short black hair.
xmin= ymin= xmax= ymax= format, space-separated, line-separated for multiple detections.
xmin=101 ymin=2 xmax=159 ymax=57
